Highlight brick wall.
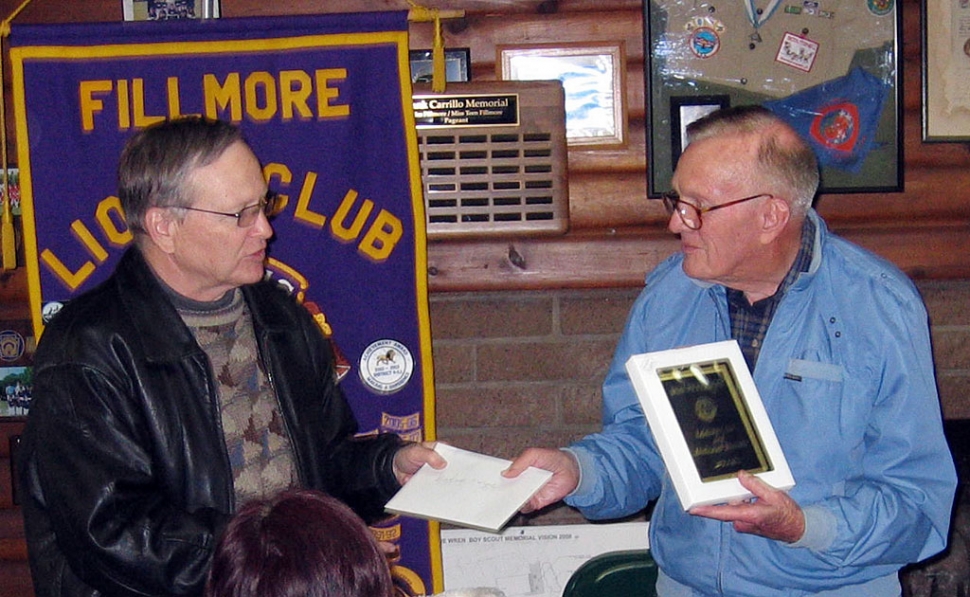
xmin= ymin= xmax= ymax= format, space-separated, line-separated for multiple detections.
xmin=430 ymin=279 xmax=970 ymax=526
xmin=922 ymin=280 xmax=970 ymax=420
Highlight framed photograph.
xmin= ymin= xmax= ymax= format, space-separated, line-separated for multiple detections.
xmin=644 ymin=1 xmax=902 ymax=196
xmin=409 ymin=48 xmax=471 ymax=84
xmin=922 ymin=0 xmax=970 ymax=141
xmin=123 ymin=0 xmax=220 ymax=21
xmin=625 ymin=340 xmax=794 ymax=510
xmin=1 ymin=168 xmax=22 ymax=269
xmin=499 ymin=42 xmax=626 ymax=147
xmin=0 ymin=318 xmax=33 ymax=419
xmin=0 ymin=366 xmax=32 ymax=417
xmin=669 ymin=95 xmax=730 ymax=169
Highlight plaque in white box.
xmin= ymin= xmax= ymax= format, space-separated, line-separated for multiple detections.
xmin=625 ymin=340 xmax=794 ymax=510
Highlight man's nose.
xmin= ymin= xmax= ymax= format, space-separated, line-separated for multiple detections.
xmin=252 ymin=210 xmax=274 ymax=239
xmin=667 ymin=210 xmax=685 ymax=234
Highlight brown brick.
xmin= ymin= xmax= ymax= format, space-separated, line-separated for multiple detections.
xmin=430 ymin=343 xmax=475 ymax=384
xmin=436 ymin=428 xmax=597 ymax=461
xmin=488 ymin=429 xmax=599 ymax=460
xmin=476 ymin=339 xmax=615 ymax=383
xmin=430 ymin=293 xmax=553 ymax=340
xmin=939 ymin=375 xmax=970 ymax=420
xmin=434 ymin=385 xmax=559 ymax=428
xmin=931 ymin=328 xmax=970 ymax=370
xmin=433 ymin=430 xmax=500 ymax=455
xmin=559 ymin=289 xmax=639 ymax=335
xmin=920 ymin=280 xmax=970 ymax=326
xmin=562 ymin=383 xmax=603 ymax=426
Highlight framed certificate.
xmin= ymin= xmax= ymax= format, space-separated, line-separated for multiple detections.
xmin=498 ymin=42 xmax=627 ymax=147
xmin=922 ymin=0 xmax=970 ymax=141
xmin=122 ymin=0 xmax=220 ymax=21
xmin=625 ymin=340 xmax=794 ymax=510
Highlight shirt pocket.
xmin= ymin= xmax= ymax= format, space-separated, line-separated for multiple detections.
xmin=780 ymin=357 xmax=868 ymax=494
xmin=784 ymin=358 xmax=844 ymax=383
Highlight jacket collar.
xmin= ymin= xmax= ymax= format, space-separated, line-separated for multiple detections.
xmin=111 ymin=247 xmax=302 ymax=363
xmin=113 ymin=247 xmax=204 ymax=363
xmin=240 ymin=280 xmax=304 ymax=332
xmin=788 ymin=208 xmax=825 ymax=292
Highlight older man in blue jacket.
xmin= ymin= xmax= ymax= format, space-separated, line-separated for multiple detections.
xmin=507 ymin=106 xmax=957 ymax=596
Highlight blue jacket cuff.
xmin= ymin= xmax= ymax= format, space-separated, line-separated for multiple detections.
xmin=787 ymin=504 xmax=838 ymax=551
xmin=561 ymin=447 xmax=594 ymax=504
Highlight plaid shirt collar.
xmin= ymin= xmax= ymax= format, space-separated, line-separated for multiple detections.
xmin=727 ymin=215 xmax=816 ymax=370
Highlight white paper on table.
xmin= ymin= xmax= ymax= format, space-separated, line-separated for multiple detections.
xmin=441 ymin=522 xmax=649 ymax=597
xmin=385 ymin=443 xmax=553 ymax=533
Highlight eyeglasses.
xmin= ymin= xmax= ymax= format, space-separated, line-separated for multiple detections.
xmin=179 ymin=191 xmax=281 ymax=227
xmin=662 ymin=191 xmax=772 ymax=231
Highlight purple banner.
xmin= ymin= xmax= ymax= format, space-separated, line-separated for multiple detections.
xmin=10 ymin=13 xmax=439 ymax=595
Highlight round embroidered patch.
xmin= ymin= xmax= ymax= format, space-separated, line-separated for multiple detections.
xmin=810 ymin=102 xmax=861 ymax=153
xmin=359 ymin=339 xmax=414 ymax=395
xmin=689 ymin=27 xmax=721 ymax=58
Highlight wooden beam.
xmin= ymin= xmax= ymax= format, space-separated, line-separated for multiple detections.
xmin=427 ymin=220 xmax=970 ymax=291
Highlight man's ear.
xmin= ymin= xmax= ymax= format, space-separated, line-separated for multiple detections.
xmin=144 ymin=206 xmax=178 ymax=254
xmin=761 ymin=195 xmax=791 ymax=241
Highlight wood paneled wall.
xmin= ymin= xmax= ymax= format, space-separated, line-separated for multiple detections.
xmin=0 ymin=0 xmax=967 ymax=306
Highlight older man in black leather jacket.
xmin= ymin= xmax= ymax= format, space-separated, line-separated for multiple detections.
xmin=18 ymin=117 xmax=443 ymax=597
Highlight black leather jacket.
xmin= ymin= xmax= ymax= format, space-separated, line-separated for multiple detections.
xmin=18 ymin=248 xmax=404 ymax=597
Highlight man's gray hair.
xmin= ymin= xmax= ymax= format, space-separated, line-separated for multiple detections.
xmin=686 ymin=105 xmax=819 ymax=216
xmin=118 ymin=116 xmax=245 ymax=235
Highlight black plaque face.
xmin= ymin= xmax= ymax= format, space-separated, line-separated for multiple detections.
xmin=659 ymin=359 xmax=772 ymax=482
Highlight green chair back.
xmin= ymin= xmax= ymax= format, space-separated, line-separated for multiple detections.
xmin=562 ymin=549 xmax=658 ymax=597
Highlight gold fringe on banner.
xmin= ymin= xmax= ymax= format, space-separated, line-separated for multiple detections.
xmin=407 ymin=3 xmax=464 ymax=93
xmin=0 ymin=0 xmax=34 ymax=270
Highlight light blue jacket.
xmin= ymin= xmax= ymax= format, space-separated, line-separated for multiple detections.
xmin=566 ymin=211 xmax=956 ymax=596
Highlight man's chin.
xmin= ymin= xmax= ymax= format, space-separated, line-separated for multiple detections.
xmin=241 ymin=264 xmax=267 ymax=285
xmin=681 ymin=260 xmax=714 ymax=284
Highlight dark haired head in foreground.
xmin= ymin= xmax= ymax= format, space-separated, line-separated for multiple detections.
xmin=206 ymin=489 xmax=394 ymax=597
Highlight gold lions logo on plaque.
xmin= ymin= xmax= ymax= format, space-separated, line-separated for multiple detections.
xmin=694 ymin=397 xmax=717 ymax=423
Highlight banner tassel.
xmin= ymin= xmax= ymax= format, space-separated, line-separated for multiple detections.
xmin=0 ymin=0 xmax=34 ymax=270
xmin=430 ymin=12 xmax=445 ymax=92
xmin=407 ymin=3 xmax=464 ymax=93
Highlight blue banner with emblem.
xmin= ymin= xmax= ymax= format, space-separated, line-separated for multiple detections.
xmin=9 ymin=12 xmax=439 ymax=594
xmin=764 ymin=66 xmax=889 ymax=173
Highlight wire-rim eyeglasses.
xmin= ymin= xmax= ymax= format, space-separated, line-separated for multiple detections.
xmin=662 ymin=191 xmax=772 ymax=230
xmin=178 ymin=190 xmax=282 ymax=227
